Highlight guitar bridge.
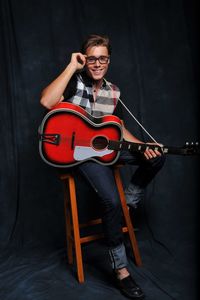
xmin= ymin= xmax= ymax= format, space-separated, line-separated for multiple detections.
xmin=39 ymin=133 xmax=60 ymax=145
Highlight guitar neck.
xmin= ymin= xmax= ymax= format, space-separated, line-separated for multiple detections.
xmin=108 ymin=140 xmax=196 ymax=155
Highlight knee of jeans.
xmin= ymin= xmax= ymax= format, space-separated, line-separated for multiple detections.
xmin=157 ymin=154 xmax=166 ymax=167
xmin=104 ymin=194 xmax=121 ymax=211
xmin=150 ymin=154 xmax=166 ymax=168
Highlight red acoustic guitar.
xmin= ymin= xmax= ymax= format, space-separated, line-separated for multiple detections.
xmin=38 ymin=102 xmax=199 ymax=168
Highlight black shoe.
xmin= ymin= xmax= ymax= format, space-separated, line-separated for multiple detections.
xmin=115 ymin=274 xmax=145 ymax=299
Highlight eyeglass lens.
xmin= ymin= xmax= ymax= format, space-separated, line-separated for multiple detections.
xmin=86 ymin=56 xmax=109 ymax=64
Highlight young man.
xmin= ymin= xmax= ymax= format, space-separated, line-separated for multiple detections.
xmin=40 ymin=34 xmax=165 ymax=299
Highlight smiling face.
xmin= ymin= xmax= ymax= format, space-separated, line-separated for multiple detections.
xmin=85 ymin=46 xmax=110 ymax=83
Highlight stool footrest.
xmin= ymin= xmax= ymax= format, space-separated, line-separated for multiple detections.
xmin=80 ymin=233 xmax=104 ymax=244
xmin=79 ymin=218 xmax=102 ymax=229
xmin=69 ymin=226 xmax=129 ymax=245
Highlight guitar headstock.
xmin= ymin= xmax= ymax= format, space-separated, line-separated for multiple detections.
xmin=182 ymin=142 xmax=200 ymax=155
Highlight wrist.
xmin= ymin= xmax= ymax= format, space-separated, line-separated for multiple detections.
xmin=66 ymin=62 xmax=77 ymax=73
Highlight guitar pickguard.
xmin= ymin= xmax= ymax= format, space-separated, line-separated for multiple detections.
xmin=74 ymin=146 xmax=113 ymax=161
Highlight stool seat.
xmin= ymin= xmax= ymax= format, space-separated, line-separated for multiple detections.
xmin=59 ymin=165 xmax=142 ymax=283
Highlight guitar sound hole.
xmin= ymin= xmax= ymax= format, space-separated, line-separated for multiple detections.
xmin=92 ymin=136 xmax=108 ymax=150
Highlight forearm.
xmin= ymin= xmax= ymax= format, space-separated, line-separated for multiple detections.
xmin=40 ymin=63 xmax=76 ymax=109
xmin=122 ymin=126 xmax=143 ymax=144
xmin=122 ymin=125 xmax=162 ymax=159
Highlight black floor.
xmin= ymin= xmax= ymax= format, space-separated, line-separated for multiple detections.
xmin=0 ymin=234 xmax=197 ymax=300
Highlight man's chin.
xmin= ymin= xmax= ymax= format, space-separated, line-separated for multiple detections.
xmin=93 ymin=76 xmax=103 ymax=81
xmin=91 ymin=73 xmax=104 ymax=81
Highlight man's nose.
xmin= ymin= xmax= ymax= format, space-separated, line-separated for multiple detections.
xmin=95 ymin=59 xmax=100 ymax=66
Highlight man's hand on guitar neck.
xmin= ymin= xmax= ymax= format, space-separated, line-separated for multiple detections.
xmin=144 ymin=142 xmax=163 ymax=160
xmin=122 ymin=125 xmax=162 ymax=160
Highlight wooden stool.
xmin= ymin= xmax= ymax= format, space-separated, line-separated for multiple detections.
xmin=59 ymin=165 xmax=142 ymax=283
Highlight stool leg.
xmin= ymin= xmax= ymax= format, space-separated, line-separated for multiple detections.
xmin=68 ymin=175 xmax=85 ymax=283
xmin=114 ymin=168 xmax=142 ymax=266
xmin=63 ymin=178 xmax=73 ymax=265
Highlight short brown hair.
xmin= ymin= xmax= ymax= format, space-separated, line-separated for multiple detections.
xmin=81 ymin=34 xmax=112 ymax=55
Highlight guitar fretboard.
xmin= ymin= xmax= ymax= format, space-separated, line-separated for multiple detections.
xmin=108 ymin=140 xmax=161 ymax=152
xmin=108 ymin=140 xmax=199 ymax=155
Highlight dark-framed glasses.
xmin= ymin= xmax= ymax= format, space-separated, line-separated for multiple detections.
xmin=86 ymin=56 xmax=110 ymax=64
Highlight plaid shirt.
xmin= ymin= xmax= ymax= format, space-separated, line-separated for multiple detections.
xmin=65 ymin=72 xmax=121 ymax=117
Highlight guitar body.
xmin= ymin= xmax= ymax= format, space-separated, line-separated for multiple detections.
xmin=39 ymin=102 xmax=123 ymax=168
xmin=39 ymin=102 xmax=199 ymax=168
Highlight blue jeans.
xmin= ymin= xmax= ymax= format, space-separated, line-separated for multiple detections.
xmin=77 ymin=151 xmax=165 ymax=269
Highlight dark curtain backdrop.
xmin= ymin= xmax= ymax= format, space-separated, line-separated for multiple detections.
xmin=0 ymin=1 xmax=199 ymax=300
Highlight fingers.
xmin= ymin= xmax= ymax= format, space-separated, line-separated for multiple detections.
xmin=76 ymin=53 xmax=86 ymax=65
xmin=144 ymin=149 xmax=157 ymax=159
xmin=143 ymin=142 xmax=163 ymax=159
xmin=144 ymin=147 xmax=162 ymax=159
xmin=71 ymin=53 xmax=86 ymax=69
